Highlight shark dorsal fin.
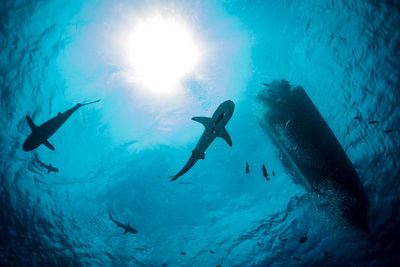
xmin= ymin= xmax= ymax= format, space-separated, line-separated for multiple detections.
xmin=217 ymin=127 xmax=232 ymax=146
xmin=26 ymin=115 xmax=37 ymax=131
xmin=192 ymin=116 xmax=212 ymax=128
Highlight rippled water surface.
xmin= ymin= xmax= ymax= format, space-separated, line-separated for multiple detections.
xmin=1 ymin=0 xmax=399 ymax=266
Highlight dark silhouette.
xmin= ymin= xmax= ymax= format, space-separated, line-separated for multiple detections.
xmin=257 ymin=242 xmax=262 ymax=247
xmin=262 ymin=164 xmax=270 ymax=181
xmin=261 ymin=82 xmax=270 ymax=87
xmin=299 ymin=235 xmax=308 ymax=243
xmin=35 ymin=158 xmax=59 ymax=174
xmin=272 ymin=171 xmax=275 ymax=176
xmin=354 ymin=116 xmax=360 ymax=120
xmin=209 ymin=250 xmax=215 ymax=254
xmin=245 ymin=162 xmax=250 ymax=174
xmin=169 ymin=100 xmax=235 ymax=181
xmin=368 ymin=120 xmax=378 ymax=124
xmin=109 ymin=212 xmax=137 ymax=235
xmin=293 ymin=257 xmax=301 ymax=261
xmin=279 ymin=235 xmax=287 ymax=241
xmin=23 ymin=99 xmax=100 ymax=151
xmin=384 ymin=129 xmax=394 ymax=133
xmin=257 ymin=80 xmax=369 ymax=232
xmin=181 ymin=252 xmax=186 ymax=255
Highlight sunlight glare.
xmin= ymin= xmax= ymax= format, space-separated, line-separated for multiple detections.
xmin=127 ymin=15 xmax=200 ymax=94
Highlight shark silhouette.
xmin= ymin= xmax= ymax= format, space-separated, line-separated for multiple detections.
xmin=35 ymin=158 xmax=59 ymax=174
xmin=170 ymin=100 xmax=235 ymax=181
xmin=22 ymin=99 xmax=100 ymax=151
xmin=109 ymin=212 xmax=137 ymax=235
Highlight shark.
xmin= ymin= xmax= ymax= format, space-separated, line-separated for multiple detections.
xmin=109 ymin=212 xmax=137 ymax=235
xmin=35 ymin=158 xmax=59 ymax=174
xmin=169 ymin=100 xmax=235 ymax=181
xmin=22 ymin=99 xmax=100 ymax=151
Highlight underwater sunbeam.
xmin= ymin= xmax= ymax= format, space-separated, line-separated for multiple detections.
xmin=127 ymin=14 xmax=200 ymax=94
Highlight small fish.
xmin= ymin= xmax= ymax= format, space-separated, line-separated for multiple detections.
xmin=354 ymin=116 xmax=360 ymax=120
xmin=257 ymin=242 xmax=262 ymax=247
xmin=299 ymin=235 xmax=308 ymax=243
xmin=272 ymin=171 xmax=275 ymax=176
xmin=181 ymin=252 xmax=186 ymax=255
xmin=246 ymin=162 xmax=250 ymax=174
xmin=262 ymin=164 xmax=270 ymax=181
xmin=209 ymin=250 xmax=215 ymax=254
xmin=293 ymin=257 xmax=301 ymax=261
xmin=261 ymin=82 xmax=270 ymax=87
xmin=384 ymin=129 xmax=394 ymax=133
xmin=368 ymin=120 xmax=378 ymax=124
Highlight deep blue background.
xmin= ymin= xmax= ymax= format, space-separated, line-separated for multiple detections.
xmin=1 ymin=0 xmax=399 ymax=266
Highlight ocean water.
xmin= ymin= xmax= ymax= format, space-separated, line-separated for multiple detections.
xmin=1 ymin=0 xmax=399 ymax=266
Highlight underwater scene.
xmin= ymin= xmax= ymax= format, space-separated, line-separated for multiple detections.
xmin=1 ymin=0 xmax=399 ymax=266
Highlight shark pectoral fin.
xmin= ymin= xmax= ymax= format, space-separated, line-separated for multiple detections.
xmin=123 ymin=230 xmax=128 ymax=235
xmin=43 ymin=140 xmax=55 ymax=150
xmin=47 ymin=169 xmax=51 ymax=174
xmin=26 ymin=115 xmax=37 ymax=131
xmin=191 ymin=116 xmax=212 ymax=128
xmin=218 ymin=128 xmax=232 ymax=146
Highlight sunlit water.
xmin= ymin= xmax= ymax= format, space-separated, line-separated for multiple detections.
xmin=0 ymin=0 xmax=399 ymax=266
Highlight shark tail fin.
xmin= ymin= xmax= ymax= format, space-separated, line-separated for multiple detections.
xmin=169 ymin=175 xmax=178 ymax=182
xmin=192 ymin=116 xmax=212 ymax=128
xmin=26 ymin=115 xmax=37 ymax=131
xmin=80 ymin=99 xmax=101 ymax=107
xmin=123 ymin=230 xmax=128 ymax=235
xmin=217 ymin=127 xmax=232 ymax=146
xmin=158 ymin=175 xmax=179 ymax=182
xmin=43 ymin=140 xmax=55 ymax=150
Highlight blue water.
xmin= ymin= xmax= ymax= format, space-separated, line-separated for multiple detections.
xmin=1 ymin=0 xmax=399 ymax=266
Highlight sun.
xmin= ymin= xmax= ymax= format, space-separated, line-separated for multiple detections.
xmin=127 ymin=14 xmax=201 ymax=95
